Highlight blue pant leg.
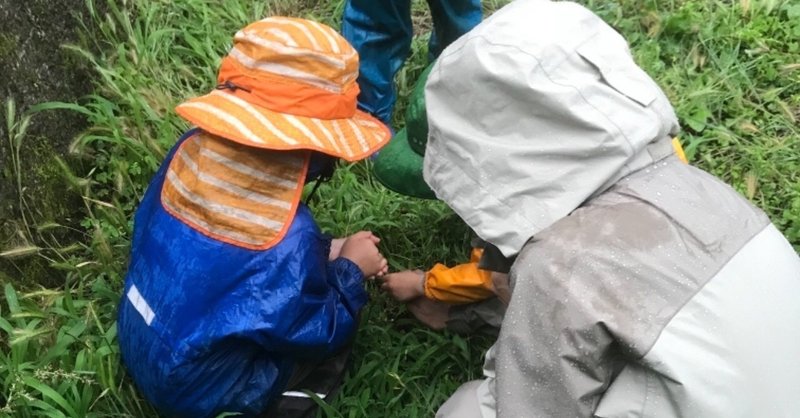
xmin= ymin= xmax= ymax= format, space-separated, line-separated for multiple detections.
xmin=342 ymin=0 xmax=413 ymax=126
xmin=426 ymin=0 xmax=483 ymax=59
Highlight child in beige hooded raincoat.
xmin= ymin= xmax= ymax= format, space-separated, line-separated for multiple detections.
xmin=420 ymin=1 xmax=800 ymax=417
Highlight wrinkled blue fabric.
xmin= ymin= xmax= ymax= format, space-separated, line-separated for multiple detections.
xmin=342 ymin=0 xmax=482 ymax=126
xmin=117 ymin=130 xmax=367 ymax=418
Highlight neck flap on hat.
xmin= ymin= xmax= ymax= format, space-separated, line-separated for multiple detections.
xmin=161 ymin=131 xmax=309 ymax=250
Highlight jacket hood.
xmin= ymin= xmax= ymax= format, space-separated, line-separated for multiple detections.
xmin=423 ymin=0 xmax=680 ymax=257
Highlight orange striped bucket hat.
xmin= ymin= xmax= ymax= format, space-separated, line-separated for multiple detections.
xmin=175 ymin=17 xmax=390 ymax=162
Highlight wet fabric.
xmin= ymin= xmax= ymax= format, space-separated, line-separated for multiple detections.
xmin=117 ymin=130 xmax=367 ymax=418
xmin=425 ymin=1 xmax=800 ymax=416
xmin=175 ymin=18 xmax=390 ymax=162
xmin=495 ymin=158 xmax=800 ymax=417
xmin=161 ymin=131 xmax=307 ymax=249
xmin=437 ymin=346 xmax=498 ymax=417
xmin=435 ymin=381 xmax=484 ymax=418
xmin=424 ymin=248 xmax=494 ymax=304
xmin=341 ymin=0 xmax=481 ymax=125
xmin=373 ymin=62 xmax=686 ymax=201
xmin=424 ymin=0 xmax=680 ymax=258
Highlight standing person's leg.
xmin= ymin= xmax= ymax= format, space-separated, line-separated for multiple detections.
xmin=342 ymin=0 xmax=413 ymax=126
xmin=426 ymin=0 xmax=482 ymax=59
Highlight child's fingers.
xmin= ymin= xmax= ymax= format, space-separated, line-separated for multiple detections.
xmin=349 ymin=230 xmax=373 ymax=240
xmin=354 ymin=231 xmax=380 ymax=244
xmin=379 ymin=265 xmax=388 ymax=275
xmin=373 ymin=259 xmax=388 ymax=277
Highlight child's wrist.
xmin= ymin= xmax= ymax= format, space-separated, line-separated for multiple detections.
xmin=417 ymin=271 xmax=426 ymax=296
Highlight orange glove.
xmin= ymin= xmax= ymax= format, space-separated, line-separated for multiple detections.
xmin=424 ymin=248 xmax=495 ymax=304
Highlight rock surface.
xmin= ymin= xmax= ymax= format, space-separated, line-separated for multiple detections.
xmin=0 ymin=1 xmax=96 ymax=285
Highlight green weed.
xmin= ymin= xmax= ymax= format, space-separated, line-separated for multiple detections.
xmin=1 ymin=99 xmax=88 ymax=284
xmin=586 ymin=0 xmax=800 ymax=245
xmin=1 ymin=0 xmax=798 ymax=416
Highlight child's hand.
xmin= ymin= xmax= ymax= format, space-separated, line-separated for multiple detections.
xmin=381 ymin=270 xmax=425 ymax=302
xmin=339 ymin=231 xmax=388 ymax=278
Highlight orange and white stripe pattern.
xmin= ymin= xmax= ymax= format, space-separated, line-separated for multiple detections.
xmin=161 ymin=131 xmax=308 ymax=249
xmin=230 ymin=17 xmax=358 ymax=94
xmin=175 ymin=17 xmax=390 ymax=162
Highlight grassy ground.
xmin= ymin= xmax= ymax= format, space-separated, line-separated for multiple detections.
xmin=1 ymin=0 xmax=799 ymax=416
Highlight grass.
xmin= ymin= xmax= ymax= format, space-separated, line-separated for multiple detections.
xmin=1 ymin=0 xmax=799 ymax=416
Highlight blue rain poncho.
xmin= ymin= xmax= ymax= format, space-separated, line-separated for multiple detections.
xmin=117 ymin=131 xmax=366 ymax=417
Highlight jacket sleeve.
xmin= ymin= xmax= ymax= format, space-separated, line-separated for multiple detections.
xmin=239 ymin=215 xmax=368 ymax=359
xmin=424 ymin=248 xmax=495 ymax=304
xmin=494 ymin=244 xmax=621 ymax=418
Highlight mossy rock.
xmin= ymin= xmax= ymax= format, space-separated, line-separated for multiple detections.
xmin=0 ymin=0 xmax=103 ymax=287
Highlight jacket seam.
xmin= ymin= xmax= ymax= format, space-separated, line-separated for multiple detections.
xmin=636 ymin=222 xmax=771 ymax=360
xmin=454 ymin=33 xmax=643 ymax=155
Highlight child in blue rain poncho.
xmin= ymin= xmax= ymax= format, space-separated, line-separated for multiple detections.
xmin=117 ymin=17 xmax=391 ymax=418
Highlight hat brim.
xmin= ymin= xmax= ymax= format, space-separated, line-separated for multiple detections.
xmin=372 ymin=128 xmax=436 ymax=199
xmin=175 ymin=90 xmax=390 ymax=162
